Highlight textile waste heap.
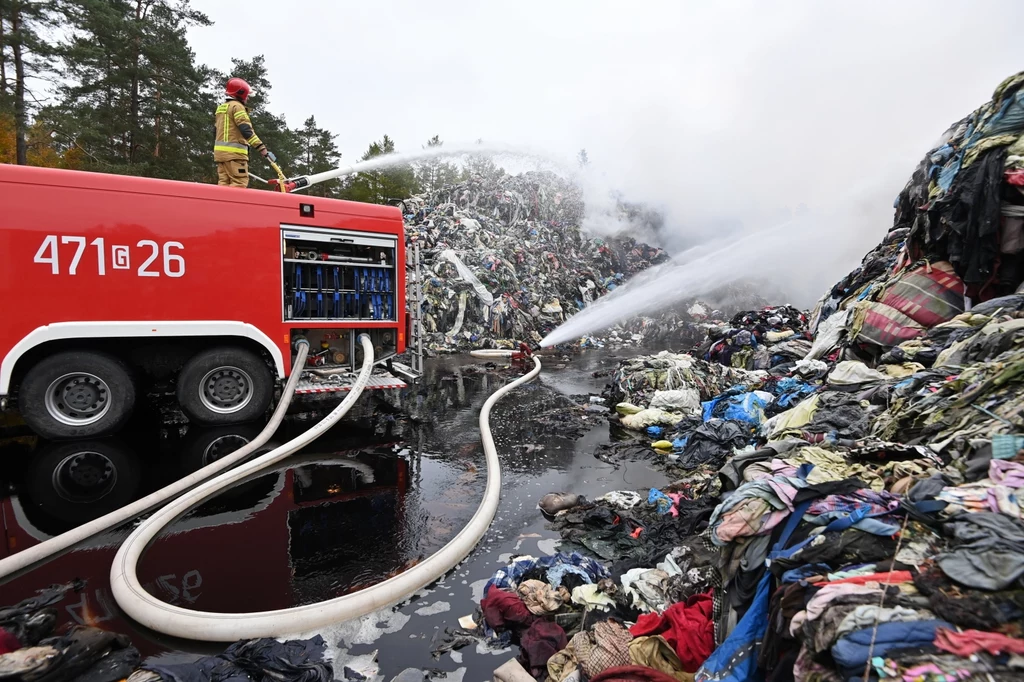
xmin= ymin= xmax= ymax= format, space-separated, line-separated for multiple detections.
xmin=401 ymin=171 xmax=767 ymax=353
xmin=447 ymin=71 xmax=1024 ymax=682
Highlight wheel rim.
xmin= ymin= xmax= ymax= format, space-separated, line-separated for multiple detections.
xmin=44 ymin=372 xmax=112 ymax=426
xmin=52 ymin=451 xmax=118 ymax=503
xmin=198 ymin=366 xmax=254 ymax=414
xmin=202 ymin=434 xmax=251 ymax=464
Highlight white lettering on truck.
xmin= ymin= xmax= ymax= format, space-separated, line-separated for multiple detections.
xmin=34 ymin=235 xmax=185 ymax=277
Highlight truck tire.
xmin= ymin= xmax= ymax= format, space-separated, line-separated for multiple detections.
xmin=24 ymin=438 xmax=141 ymax=528
xmin=19 ymin=351 xmax=136 ymax=439
xmin=176 ymin=346 xmax=274 ymax=425
xmin=178 ymin=422 xmax=264 ymax=474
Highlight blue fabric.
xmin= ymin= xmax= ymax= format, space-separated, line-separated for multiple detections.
xmin=781 ymin=563 xmax=831 ymax=584
xmin=772 ymin=507 xmax=891 ymax=564
xmin=697 ymin=499 xmax=813 ymax=682
xmin=647 ymin=425 xmax=664 ymax=437
xmin=546 ymin=564 xmax=591 ymax=589
xmin=702 ymin=391 xmax=771 ymax=425
xmin=936 ymin=152 xmax=964 ymax=192
xmin=831 ymin=620 xmax=953 ymax=680
xmin=978 ymin=90 xmax=1024 ymax=137
xmin=992 ymin=434 xmax=1024 ymax=460
xmin=770 ymin=378 xmax=817 ymax=409
xmin=810 ymin=506 xmax=901 ymax=536
xmin=815 ymin=505 xmax=870 ymax=533
xmin=701 ymin=396 xmax=726 ymax=421
xmin=648 ymin=488 xmax=674 ymax=515
xmin=672 ymin=436 xmax=689 ymax=451
xmin=484 ymin=552 xmax=608 ymax=596
xmin=695 ymin=568 xmax=771 ymax=682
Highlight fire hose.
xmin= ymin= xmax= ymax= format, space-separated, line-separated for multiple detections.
xmin=110 ymin=341 xmax=542 ymax=640
xmin=0 ymin=340 xmax=314 ymax=582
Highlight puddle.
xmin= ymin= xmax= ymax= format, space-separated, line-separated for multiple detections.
xmin=0 ymin=349 xmax=669 ymax=678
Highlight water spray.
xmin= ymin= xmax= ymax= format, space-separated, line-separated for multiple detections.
xmin=269 ymin=142 xmax=569 ymax=193
xmin=539 ymin=218 xmax=804 ymax=346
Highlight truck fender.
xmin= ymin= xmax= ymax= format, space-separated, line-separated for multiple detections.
xmin=1 ymin=321 xmax=286 ymax=395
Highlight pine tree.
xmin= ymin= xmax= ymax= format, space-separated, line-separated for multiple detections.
xmin=340 ymin=134 xmax=419 ymax=205
xmin=0 ymin=0 xmax=58 ymax=165
xmin=414 ymin=134 xmax=461 ymax=193
xmin=54 ymin=0 xmax=216 ymax=180
xmin=218 ymin=54 xmax=301 ymax=189
xmin=294 ymin=114 xmax=340 ymax=197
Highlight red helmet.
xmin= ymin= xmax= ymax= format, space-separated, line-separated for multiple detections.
xmin=225 ymin=77 xmax=251 ymax=102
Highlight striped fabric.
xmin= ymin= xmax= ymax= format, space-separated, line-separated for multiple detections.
xmin=853 ymin=301 xmax=925 ymax=348
xmin=880 ymin=261 xmax=965 ymax=328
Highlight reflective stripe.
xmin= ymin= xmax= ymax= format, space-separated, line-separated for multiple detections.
xmin=233 ymin=111 xmax=250 ymax=123
xmin=216 ymin=104 xmax=229 ymax=113
xmin=214 ymin=143 xmax=249 ymax=155
xmin=246 ymin=135 xmax=262 ymax=146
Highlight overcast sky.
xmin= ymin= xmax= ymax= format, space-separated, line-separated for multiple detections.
xmin=188 ymin=1 xmax=1023 ymax=303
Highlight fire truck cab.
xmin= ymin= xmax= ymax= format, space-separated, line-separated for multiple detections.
xmin=0 ymin=165 xmax=409 ymax=440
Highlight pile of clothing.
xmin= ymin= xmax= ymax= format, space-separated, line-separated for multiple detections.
xmin=483 ymin=440 xmax=1024 ymax=681
xmin=696 ymin=306 xmax=812 ymax=371
xmin=605 ymin=351 xmax=767 ymax=416
xmin=0 ymin=585 xmax=333 ymax=682
xmin=468 ymin=550 xmax=719 ymax=682
xmin=471 ymin=71 xmax=1024 ymax=682
xmin=810 ymin=70 xmax=1024 ymax=355
xmin=402 ymin=171 xmax=671 ymax=352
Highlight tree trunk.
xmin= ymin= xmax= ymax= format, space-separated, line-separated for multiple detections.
xmin=0 ymin=8 xmax=8 ymax=99
xmin=152 ymin=85 xmax=160 ymax=158
xmin=128 ymin=0 xmax=143 ymax=164
xmin=105 ymin=51 xmax=113 ymax=159
xmin=11 ymin=1 xmax=27 ymax=165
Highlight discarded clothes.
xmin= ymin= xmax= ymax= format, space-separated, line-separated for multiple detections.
xmin=131 ymin=636 xmax=332 ymax=682
xmin=629 ymin=593 xmax=714 ymax=673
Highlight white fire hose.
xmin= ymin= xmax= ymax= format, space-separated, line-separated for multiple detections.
xmin=0 ymin=340 xmax=314 ymax=581
xmin=111 ymin=339 xmax=542 ymax=640
xmin=469 ymin=349 xmax=520 ymax=358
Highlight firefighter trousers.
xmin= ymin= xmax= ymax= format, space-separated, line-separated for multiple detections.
xmin=216 ymin=158 xmax=249 ymax=188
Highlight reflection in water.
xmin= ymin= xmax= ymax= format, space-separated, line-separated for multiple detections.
xmin=19 ymin=438 xmax=142 ymax=535
xmin=0 ymin=352 xmax=641 ymax=662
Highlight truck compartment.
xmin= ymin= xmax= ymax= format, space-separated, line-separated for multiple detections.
xmin=281 ymin=226 xmax=397 ymax=322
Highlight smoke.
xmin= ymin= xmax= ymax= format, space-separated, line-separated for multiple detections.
xmin=541 ymin=182 xmax=888 ymax=346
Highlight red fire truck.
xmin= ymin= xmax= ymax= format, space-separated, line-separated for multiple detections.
xmin=0 ymin=165 xmax=410 ymax=440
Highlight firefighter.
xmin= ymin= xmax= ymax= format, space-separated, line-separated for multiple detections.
xmin=213 ymin=77 xmax=274 ymax=188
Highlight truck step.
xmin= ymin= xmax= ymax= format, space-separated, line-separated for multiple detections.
xmin=294 ymin=372 xmax=407 ymax=395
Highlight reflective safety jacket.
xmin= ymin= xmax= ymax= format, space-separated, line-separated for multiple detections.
xmin=213 ymin=99 xmax=263 ymax=161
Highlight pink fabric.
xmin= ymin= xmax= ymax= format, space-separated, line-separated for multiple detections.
xmin=790 ymin=584 xmax=882 ymax=636
xmin=713 ymin=498 xmax=771 ymax=542
xmin=934 ymin=627 xmax=1024 ymax=657
xmin=823 ymin=571 xmax=913 ymax=587
xmin=989 ymin=459 xmax=1024 ymax=488
xmin=1006 ymin=168 xmax=1024 ymax=186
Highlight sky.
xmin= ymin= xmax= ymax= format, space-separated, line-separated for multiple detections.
xmin=188 ymin=1 xmax=1024 ymax=306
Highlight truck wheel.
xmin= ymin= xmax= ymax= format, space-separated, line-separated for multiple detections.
xmin=178 ymin=422 xmax=264 ymax=475
xmin=176 ymin=347 xmax=274 ymax=425
xmin=19 ymin=351 xmax=136 ymax=439
xmin=24 ymin=438 xmax=141 ymax=527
